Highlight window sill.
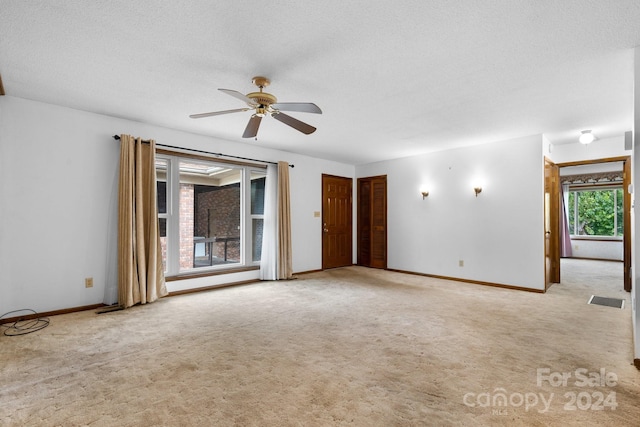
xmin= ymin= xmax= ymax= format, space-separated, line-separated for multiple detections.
xmin=569 ymin=236 xmax=623 ymax=242
xmin=165 ymin=265 xmax=259 ymax=282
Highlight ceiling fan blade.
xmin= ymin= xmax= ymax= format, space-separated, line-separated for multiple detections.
xmin=219 ymin=88 xmax=256 ymax=105
xmin=242 ymin=115 xmax=262 ymax=138
xmin=272 ymin=112 xmax=316 ymax=135
xmin=271 ymin=102 xmax=322 ymax=114
xmin=189 ymin=108 xmax=250 ymax=119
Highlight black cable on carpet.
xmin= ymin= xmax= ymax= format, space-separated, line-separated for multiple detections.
xmin=0 ymin=309 xmax=50 ymax=336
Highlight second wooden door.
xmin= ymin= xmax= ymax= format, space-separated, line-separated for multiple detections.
xmin=358 ymin=175 xmax=387 ymax=269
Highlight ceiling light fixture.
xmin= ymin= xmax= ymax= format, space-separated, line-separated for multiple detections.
xmin=579 ymin=130 xmax=595 ymax=145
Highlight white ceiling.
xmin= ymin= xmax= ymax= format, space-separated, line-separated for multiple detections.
xmin=2 ymin=1 xmax=640 ymax=165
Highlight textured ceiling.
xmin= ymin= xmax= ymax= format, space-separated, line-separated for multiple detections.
xmin=2 ymin=1 xmax=640 ymax=164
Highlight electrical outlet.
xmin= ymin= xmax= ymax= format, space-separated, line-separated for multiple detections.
xmin=459 ymin=260 xmax=464 ymax=267
xmin=85 ymin=277 xmax=93 ymax=288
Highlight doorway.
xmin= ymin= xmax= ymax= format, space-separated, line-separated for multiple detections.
xmin=322 ymin=174 xmax=353 ymax=269
xmin=555 ymin=156 xmax=631 ymax=292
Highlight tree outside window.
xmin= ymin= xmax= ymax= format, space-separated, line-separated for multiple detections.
xmin=567 ymin=187 xmax=623 ymax=237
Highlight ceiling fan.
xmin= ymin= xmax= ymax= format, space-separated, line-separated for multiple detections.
xmin=190 ymin=76 xmax=322 ymax=138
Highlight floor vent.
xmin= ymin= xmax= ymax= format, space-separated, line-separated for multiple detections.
xmin=588 ymin=295 xmax=624 ymax=309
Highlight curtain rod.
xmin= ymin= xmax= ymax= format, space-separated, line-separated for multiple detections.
xmin=112 ymin=135 xmax=293 ymax=168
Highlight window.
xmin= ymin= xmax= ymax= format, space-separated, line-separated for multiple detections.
xmin=251 ymin=171 xmax=266 ymax=262
xmin=567 ymin=187 xmax=623 ymax=237
xmin=156 ymin=153 xmax=266 ymax=276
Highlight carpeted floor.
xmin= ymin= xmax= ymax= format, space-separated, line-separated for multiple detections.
xmin=1 ymin=259 xmax=638 ymax=426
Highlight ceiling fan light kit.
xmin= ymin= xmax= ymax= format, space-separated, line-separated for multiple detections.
xmin=190 ymin=76 xmax=322 ymax=139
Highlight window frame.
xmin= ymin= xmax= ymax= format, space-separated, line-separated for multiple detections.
xmin=156 ymin=150 xmax=267 ymax=278
xmin=567 ymin=184 xmax=623 ymax=239
xmin=249 ymin=170 xmax=267 ymax=263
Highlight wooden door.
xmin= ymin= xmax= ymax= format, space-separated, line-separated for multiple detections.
xmin=544 ymin=158 xmax=560 ymax=289
xmin=357 ymin=179 xmax=372 ymax=266
xmin=358 ymin=176 xmax=387 ymax=269
xmin=623 ymin=157 xmax=631 ymax=292
xmin=322 ymin=174 xmax=353 ymax=269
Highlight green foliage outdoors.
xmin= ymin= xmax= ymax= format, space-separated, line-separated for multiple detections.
xmin=568 ymin=188 xmax=623 ymax=236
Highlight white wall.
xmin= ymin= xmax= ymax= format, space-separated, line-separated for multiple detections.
xmin=0 ymin=96 xmax=354 ymax=315
xmin=569 ymin=239 xmax=623 ymax=261
xmin=356 ymin=134 xmax=545 ymax=290
xmin=549 ymin=135 xmax=629 ymax=164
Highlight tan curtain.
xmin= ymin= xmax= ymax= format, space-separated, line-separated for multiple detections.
xmin=277 ymin=161 xmax=293 ymax=279
xmin=117 ymin=135 xmax=167 ymax=308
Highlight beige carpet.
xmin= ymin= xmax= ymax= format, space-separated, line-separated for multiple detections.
xmin=1 ymin=259 xmax=638 ymax=426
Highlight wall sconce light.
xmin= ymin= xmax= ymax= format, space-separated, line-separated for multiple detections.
xmin=579 ymin=130 xmax=595 ymax=145
xmin=421 ymin=191 xmax=429 ymax=199
xmin=474 ymin=186 xmax=482 ymax=197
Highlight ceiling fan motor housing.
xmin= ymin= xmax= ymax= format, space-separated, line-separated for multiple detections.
xmin=246 ymin=91 xmax=277 ymax=107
